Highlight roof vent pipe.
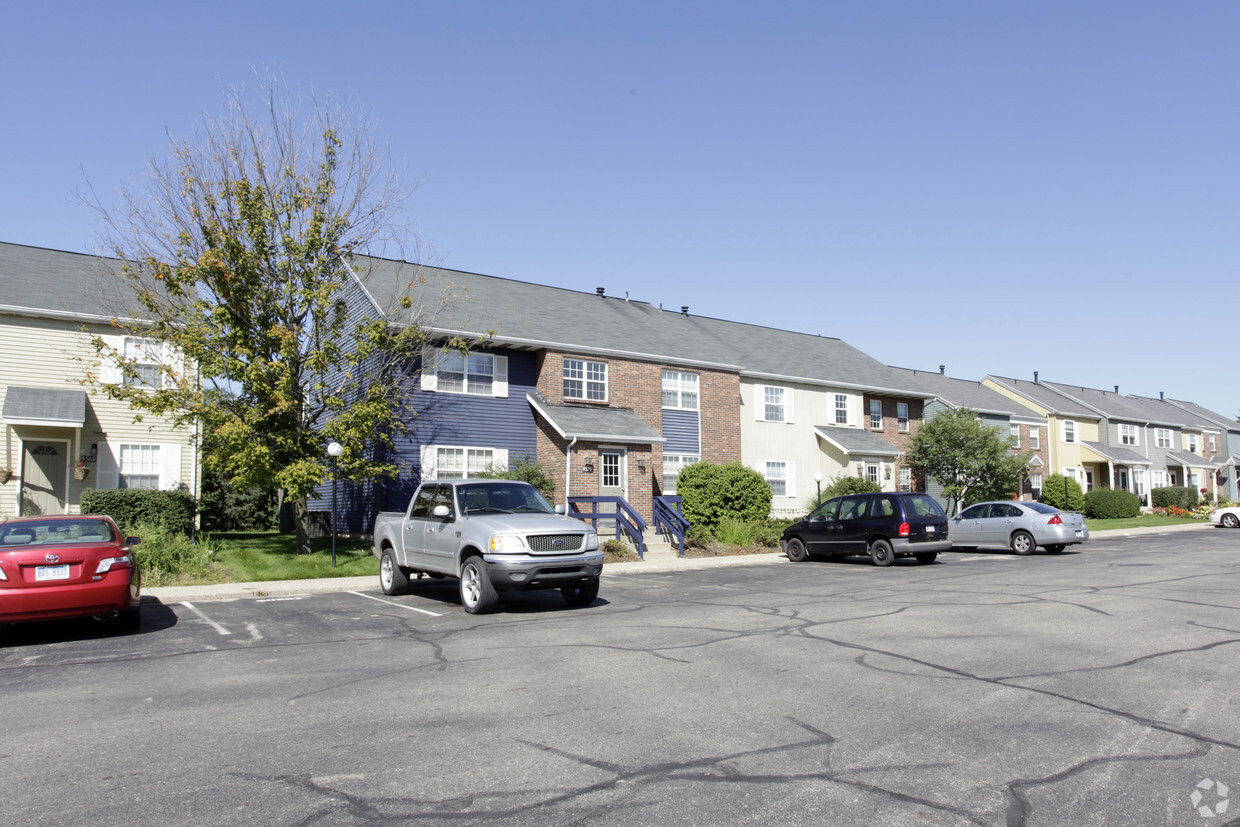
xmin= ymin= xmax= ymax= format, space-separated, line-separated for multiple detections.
xmin=1033 ymin=371 xmax=1039 ymax=383
xmin=596 ymin=287 xmax=605 ymax=297
xmin=1115 ymin=385 xmax=1119 ymax=394
xmin=1160 ymin=391 xmax=1165 ymax=401
xmin=681 ymin=306 xmax=689 ymax=316
xmin=939 ymin=365 xmax=945 ymax=375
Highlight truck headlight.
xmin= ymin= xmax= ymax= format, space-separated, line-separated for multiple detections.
xmin=489 ymin=534 xmax=525 ymax=552
xmin=584 ymin=532 xmax=598 ymax=550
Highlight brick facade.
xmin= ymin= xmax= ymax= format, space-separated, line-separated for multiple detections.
xmin=863 ymin=394 xmax=925 ymax=491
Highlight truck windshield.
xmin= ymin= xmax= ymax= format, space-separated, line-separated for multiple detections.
xmin=457 ymin=483 xmax=556 ymax=515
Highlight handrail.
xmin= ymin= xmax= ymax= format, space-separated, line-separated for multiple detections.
xmin=652 ymin=495 xmax=688 ymax=556
xmin=568 ymin=496 xmax=648 ymax=558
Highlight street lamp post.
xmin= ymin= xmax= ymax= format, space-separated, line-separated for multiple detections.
xmin=813 ymin=471 xmax=823 ymax=507
xmin=327 ymin=441 xmax=343 ymax=568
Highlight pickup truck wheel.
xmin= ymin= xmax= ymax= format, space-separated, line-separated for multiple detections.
xmin=561 ymin=580 xmax=600 ymax=606
xmin=1011 ymin=530 xmax=1036 ymax=556
xmin=869 ymin=539 xmax=895 ymax=567
xmin=460 ymin=556 xmax=498 ymax=614
xmin=785 ymin=538 xmax=809 ymax=563
xmin=380 ymin=550 xmax=409 ymax=595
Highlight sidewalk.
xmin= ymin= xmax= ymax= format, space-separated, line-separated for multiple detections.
xmin=144 ymin=521 xmax=1215 ymax=604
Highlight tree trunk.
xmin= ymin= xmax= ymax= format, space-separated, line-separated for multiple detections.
xmin=292 ymin=496 xmax=313 ymax=555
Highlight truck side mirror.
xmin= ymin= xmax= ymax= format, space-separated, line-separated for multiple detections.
xmin=432 ymin=505 xmax=451 ymax=519
xmin=555 ymin=504 xmax=566 ymax=515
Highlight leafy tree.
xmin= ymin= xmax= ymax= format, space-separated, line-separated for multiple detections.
xmin=904 ymin=408 xmax=1033 ymax=515
xmin=677 ymin=461 xmax=772 ymax=530
xmin=87 ymin=79 xmax=426 ymax=553
xmin=480 ymin=456 xmax=556 ymax=499
xmin=802 ymin=472 xmax=880 ymax=513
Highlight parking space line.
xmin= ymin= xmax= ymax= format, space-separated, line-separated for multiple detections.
xmin=180 ymin=601 xmax=232 ymax=635
xmin=347 ymin=591 xmax=444 ymax=617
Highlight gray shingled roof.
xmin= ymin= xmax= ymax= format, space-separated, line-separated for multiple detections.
xmin=349 ymin=255 xmax=934 ymax=397
xmin=983 ymin=376 xmax=1098 ymax=418
xmin=0 ymin=241 xmax=146 ymax=321
xmin=1164 ymin=398 xmax=1240 ymax=432
xmin=812 ymin=425 xmax=903 ymax=457
xmin=1081 ymin=441 xmax=1151 ymax=465
xmin=527 ymin=395 xmax=664 ymax=444
xmin=1042 ymin=382 xmax=1206 ymax=428
xmin=2 ymin=386 xmax=88 ymax=426
xmin=891 ymin=367 xmax=1046 ymax=418
xmin=1165 ymin=450 xmax=1221 ymax=469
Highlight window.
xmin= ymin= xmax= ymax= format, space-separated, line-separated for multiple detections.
xmin=1152 ymin=469 xmax=1167 ymax=489
xmin=1133 ymin=469 xmax=1145 ymax=496
xmin=123 ymin=337 xmax=162 ymax=389
xmin=869 ymin=399 xmax=882 ymax=430
xmin=436 ymin=447 xmax=496 ymax=479
xmin=564 ymin=358 xmax=607 ymax=401
xmin=897 ymin=402 xmax=909 ymax=432
xmin=119 ymin=444 xmax=160 ymax=489
xmin=662 ymin=454 xmax=698 ymax=494
xmin=835 ymin=394 xmax=849 ymax=425
xmin=1030 ymin=473 xmax=1043 ymax=491
xmin=763 ymin=461 xmax=788 ymax=497
xmin=440 ymin=353 xmax=494 ymax=396
xmin=1120 ymin=424 xmax=1138 ymax=446
xmin=1062 ymin=420 xmax=1076 ymax=444
xmin=866 ymin=463 xmax=880 ymax=486
xmin=762 ymin=386 xmax=789 ymax=422
xmin=1189 ymin=472 xmax=1200 ymax=489
xmin=662 ymin=371 xmax=699 ymax=410
xmin=1155 ymin=429 xmax=1172 ymax=449
xmin=1030 ymin=427 xmax=1040 ymax=450
xmin=1209 ymin=434 xmax=1217 ymax=453
xmin=898 ymin=467 xmax=911 ymax=492
xmin=1010 ymin=424 xmax=1020 ymax=448
xmin=1187 ymin=433 xmax=1199 ymax=453
xmin=1064 ymin=467 xmax=1077 ymax=481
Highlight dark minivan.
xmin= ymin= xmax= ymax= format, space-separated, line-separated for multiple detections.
xmin=780 ymin=492 xmax=951 ymax=567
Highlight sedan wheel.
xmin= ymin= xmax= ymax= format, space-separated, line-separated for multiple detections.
xmin=869 ymin=539 xmax=895 ymax=567
xmin=1011 ymin=530 xmax=1036 ymax=556
xmin=1223 ymin=513 xmax=1240 ymax=528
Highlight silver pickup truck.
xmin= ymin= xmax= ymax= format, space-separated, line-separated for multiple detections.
xmin=372 ymin=479 xmax=603 ymax=613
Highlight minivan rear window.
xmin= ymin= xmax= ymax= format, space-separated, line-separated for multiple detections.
xmin=906 ymin=495 xmax=946 ymax=517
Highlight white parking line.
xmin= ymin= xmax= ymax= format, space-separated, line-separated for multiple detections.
xmin=347 ymin=591 xmax=443 ymax=617
xmin=180 ymin=601 xmax=232 ymax=635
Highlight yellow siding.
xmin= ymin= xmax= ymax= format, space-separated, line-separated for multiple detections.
xmin=1 ymin=315 xmax=198 ymax=516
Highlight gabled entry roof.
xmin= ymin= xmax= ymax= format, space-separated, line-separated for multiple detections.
xmin=2 ymin=387 xmax=87 ymax=428
xmin=1081 ymin=442 xmax=1151 ymax=466
xmin=527 ymin=394 xmax=664 ymax=444
xmin=812 ymin=425 xmax=903 ymax=458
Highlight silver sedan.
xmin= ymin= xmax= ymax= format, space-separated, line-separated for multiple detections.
xmin=949 ymin=501 xmax=1089 ymax=555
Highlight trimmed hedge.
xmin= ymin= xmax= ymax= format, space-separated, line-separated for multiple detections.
xmin=1040 ymin=475 xmax=1085 ymax=511
xmin=1150 ymin=486 xmax=1199 ymax=509
xmin=80 ymin=489 xmax=197 ymax=537
xmin=1083 ymin=488 xmax=1141 ymax=519
xmin=677 ymin=461 xmax=773 ymax=530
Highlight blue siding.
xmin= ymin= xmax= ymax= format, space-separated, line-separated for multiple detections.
xmin=663 ymin=408 xmax=700 ymax=454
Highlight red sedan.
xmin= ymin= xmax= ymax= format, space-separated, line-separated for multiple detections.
xmin=0 ymin=515 xmax=141 ymax=631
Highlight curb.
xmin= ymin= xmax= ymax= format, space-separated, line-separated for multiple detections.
xmin=144 ymin=522 xmax=1216 ymax=604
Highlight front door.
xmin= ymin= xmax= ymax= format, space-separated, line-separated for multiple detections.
xmin=598 ymin=448 xmax=627 ymax=501
xmin=22 ymin=440 xmax=69 ymax=515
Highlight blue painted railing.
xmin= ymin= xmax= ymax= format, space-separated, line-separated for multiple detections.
xmin=568 ymin=496 xmax=649 ymax=558
xmin=652 ymin=495 xmax=689 ymax=556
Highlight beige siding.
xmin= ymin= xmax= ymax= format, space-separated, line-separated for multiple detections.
xmin=1 ymin=315 xmax=198 ymax=516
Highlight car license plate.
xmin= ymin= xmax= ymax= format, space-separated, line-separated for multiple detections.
xmin=926 ymin=526 xmax=936 ymax=534
xmin=1074 ymin=529 xmax=1083 ymax=537
xmin=36 ymin=565 xmax=70 ymax=581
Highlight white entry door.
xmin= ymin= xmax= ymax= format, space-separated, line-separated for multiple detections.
xmin=598 ymin=448 xmax=627 ymax=501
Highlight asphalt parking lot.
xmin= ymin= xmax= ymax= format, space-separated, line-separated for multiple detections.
xmin=2 ymin=527 xmax=1238 ymax=826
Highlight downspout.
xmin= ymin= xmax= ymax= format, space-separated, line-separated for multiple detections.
xmin=565 ymin=436 xmax=577 ymax=513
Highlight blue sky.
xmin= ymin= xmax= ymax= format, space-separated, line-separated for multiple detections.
xmin=4 ymin=1 xmax=1237 ymax=420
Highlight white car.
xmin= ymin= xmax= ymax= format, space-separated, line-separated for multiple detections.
xmin=1209 ymin=506 xmax=1240 ymax=528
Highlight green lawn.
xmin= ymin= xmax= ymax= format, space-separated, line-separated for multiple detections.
xmin=1084 ymin=514 xmax=1205 ymax=531
xmin=204 ymin=531 xmax=378 ymax=583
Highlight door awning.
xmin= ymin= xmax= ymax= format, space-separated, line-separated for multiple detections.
xmin=527 ymin=393 xmax=664 ymax=444
xmin=2 ymin=386 xmax=87 ymax=428
xmin=813 ymin=425 xmax=903 ymax=458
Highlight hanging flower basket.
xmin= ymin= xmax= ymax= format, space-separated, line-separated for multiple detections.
xmin=0 ymin=468 xmax=13 ymax=484
xmin=73 ymin=464 xmax=91 ymax=481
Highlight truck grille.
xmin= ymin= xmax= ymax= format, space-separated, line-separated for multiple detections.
xmin=527 ymin=534 xmax=584 ymax=552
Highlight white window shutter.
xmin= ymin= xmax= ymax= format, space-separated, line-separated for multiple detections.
xmin=493 ymin=448 xmax=510 ymax=471
xmin=754 ymin=386 xmax=766 ymax=421
xmin=159 ymin=443 xmax=182 ymax=489
xmin=420 ymin=445 xmax=438 ymax=479
xmin=163 ymin=342 xmax=185 ymax=388
xmin=785 ymin=461 xmax=796 ymax=498
xmin=100 ymin=335 xmax=124 ymax=385
xmin=97 ymin=442 xmax=118 ymax=489
xmin=784 ymin=388 xmax=794 ymax=424
xmin=420 ymin=346 xmax=438 ymax=391
xmin=493 ymin=355 xmax=509 ymax=398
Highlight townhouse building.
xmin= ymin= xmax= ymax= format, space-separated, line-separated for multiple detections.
xmin=1164 ymin=398 xmax=1240 ymax=502
xmin=0 ymin=243 xmax=200 ymax=516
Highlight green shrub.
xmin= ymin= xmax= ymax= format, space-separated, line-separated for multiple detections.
xmin=131 ymin=522 xmax=214 ymax=585
xmin=1083 ymin=488 xmax=1141 ymax=519
xmin=81 ymin=489 xmax=197 ymax=536
xmin=199 ymin=468 xmax=276 ymax=531
xmin=715 ymin=517 xmax=757 ymax=547
xmin=753 ymin=518 xmax=795 ymax=548
xmin=1151 ymin=486 xmax=1199 ymax=509
xmin=601 ymin=538 xmax=629 ymax=558
xmin=821 ymin=473 xmax=882 ymax=500
xmin=677 ymin=461 xmax=772 ymax=530
xmin=685 ymin=524 xmax=715 ymax=549
xmin=1040 ymin=476 xmax=1085 ymax=511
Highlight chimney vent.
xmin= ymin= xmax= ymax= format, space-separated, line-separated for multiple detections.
xmin=1160 ymin=391 xmax=1165 ymax=400
xmin=596 ymin=287 xmax=605 ymax=297
xmin=681 ymin=306 xmax=689 ymax=316
xmin=939 ymin=365 xmax=945 ymax=375
xmin=1114 ymin=385 xmax=1119 ymax=394
xmin=1033 ymin=371 xmax=1039 ymax=383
